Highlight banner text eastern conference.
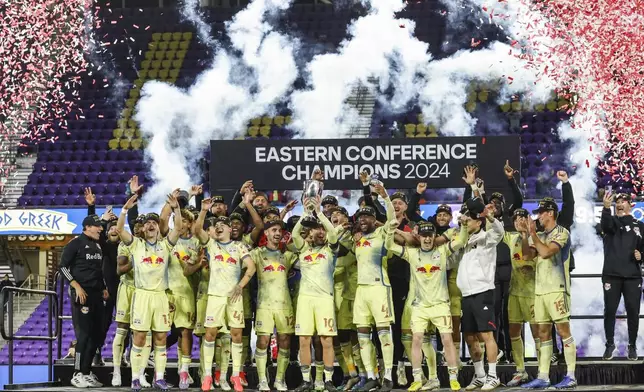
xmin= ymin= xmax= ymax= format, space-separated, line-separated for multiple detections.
xmin=254 ymin=143 xmax=478 ymax=163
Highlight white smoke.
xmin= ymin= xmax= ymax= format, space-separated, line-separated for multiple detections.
xmin=134 ymin=0 xmax=299 ymax=207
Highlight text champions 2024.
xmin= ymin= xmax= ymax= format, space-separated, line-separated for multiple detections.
xmin=254 ymin=143 xmax=477 ymax=182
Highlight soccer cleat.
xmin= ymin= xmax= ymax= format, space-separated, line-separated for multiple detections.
xmin=397 ymin=364 xmax=408 ymax=386
xmin=239 ymin=371 xmax=249 ymax=387
xmin=201 ymin=375 xmax=213 ymax=392
xmin=154 ymin=379 xmax=169 ymax=391
xmin=407 ymin=381 xmax=423 ymax=391
xmin=140 ymin=373 xmax=152 ymax=388
xmin=423 ymin=379 xmax=440 ymax=391
xmin=315 ymin=380 xmax=325 ymax=391
xmin=360 ymin=378 xmax=380 ymax=392
xmin=628 ymin=345 xmax=638 ymax=361
xmin=131 ymin=379 xmax=142 ymax=392
xmin=112 ymin=370 xmax=122 ymax=387
xmin=295 ymin=381 xmax=313 ymax=392
xmin=507 ymin=371 xmax=529 ymax=387
xmin=85 ymin=372 xmax=103 ymax=387
xmin=258 ymin=379 xmax=271 ymax=391
xmin=380 ymin=379 xmax=393 ymax=392
xmin=551 ymin=376 xmax=577 ymax=390
xmin=602 ymin=344 xmax=616 ymax=360
xmin=275 ymin=379 xmax=289 ymax=391
xmin=179 ymin=371 xmax=190 ymax=390
xmin=215 ymin=370 xmax=221 ymax=387
xmin=343 ymin=376 xmax=360 ymax=391
xmin=481 ymin=375 xmax=501 ymax=391
xmin=350 ymin=376 xmax=367 ymax=391
xmin=71 ymin=372 xmax=88 ymax=388
xmin=465 ymin=375 xmax=486 ymax=391
xmin=230 ymin=375 xmax=244 ymax=392
xmin=449 ymin=380 xmax=461 ymax=391
xmin=220 ymin=379 xmax=232 ymax=391
xmin=325 ymin=380 xmax=339 ymax=392
xmin=521 ymin=378 xmax=551 ymax=389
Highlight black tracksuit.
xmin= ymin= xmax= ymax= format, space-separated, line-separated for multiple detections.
xmin=600 ymin=208 xmax=644 ymax=346
xmin=59 ymin=233 xmax=105 ymax=375
xmin=463 ymin=177 xmax=523 ymax=359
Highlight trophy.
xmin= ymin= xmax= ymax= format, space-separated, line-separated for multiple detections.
xmin=302 ymin=179 xmax=324 ymax=212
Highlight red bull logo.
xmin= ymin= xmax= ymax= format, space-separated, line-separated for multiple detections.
xmin=174 ymin=251 xmax=191 ymax=262
xmin=513 ymin=252 xmax=521 ymax=260
xmin=315 ymin=253 xmax=326 ymax=260
xmin=214 ymin=254 xmax=224 ymax=262
xmin=142 ymin=256 xmax=153 ymax=264
xmin=225 ymin=257 xmax=237 ymax=265
xmin=263 ymin=262 xmax=287 ymax=272
xmin=357 ymin=239 xmax=372 ymax=248
xmin=416 ymin=264 xmax=441 ymax=275
xmin=303 ymin=255 xmax=313 ymax=262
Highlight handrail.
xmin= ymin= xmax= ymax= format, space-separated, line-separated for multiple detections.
xmin=0 ymin=286 xmax=59 ymax=386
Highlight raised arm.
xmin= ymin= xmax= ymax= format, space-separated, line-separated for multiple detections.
xmin=166 ymin=193 xmax=182 ymax=245
xmin=448 ymin=218 xmax=469 ymax=253
xmin=244 ymin=191 xmax=264 ymax=244
xmin=291 ymin=210 xmax=306 ymax=251
xmin=600 ymin=190 xmax=616 ymax=235
xmin=159 ymin=188 xmax=179 ymax=237
xmin=373 ymin=183 xmax=395 ymax=222
xmin=315 ymin=198 xmax=337 ymax=245
xmin=85 ymin=187 xmax=96 ymax=215
xmin=504 ymin=160 xmax=523 ymax=213
xmin=384 ymin=219 xmax=405 ymax=258
xmin=557 ymin=171 xmax=574 ymax=229
xmin=116 ymin=194 xmax=138 ymax=245
xmin=194 ymin=198 xmax=213 ymax=244
xmin=407 ymin=183 xmax=425 ymax=222
xmin=280 ymin=200 xmax=298 ymax=221
xmin=483 ymin=204 xmax=504 ymax=246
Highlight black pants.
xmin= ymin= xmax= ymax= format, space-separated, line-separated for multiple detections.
xmin=494 ymin=280 xmax=511 ymax=358
xmin=71 ymin=288 xmax=104 ymax=375
xmin=603 ymin=276 xmax=642 ymax=346
xmin=96 ymin=292 xmax=116 ymax=358
xmin=390 ymin=277 xmax=408 ymax=362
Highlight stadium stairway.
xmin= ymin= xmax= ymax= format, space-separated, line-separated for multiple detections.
xmin=343 ymin=81 xmax=377 ymax=138
xmin=2 ymin=156 xmax=37 ymax=208
xmin=0 ymin=295 xmax=45 ymax=351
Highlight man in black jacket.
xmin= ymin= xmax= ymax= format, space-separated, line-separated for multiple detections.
xmin=60 ymin=215 xmax=109 ymax=388
xmin=600 ymin=191 xmax=643 ymax=361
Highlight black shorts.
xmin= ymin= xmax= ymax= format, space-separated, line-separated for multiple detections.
xmin=461 ymin=289 xmax=496 ymax=333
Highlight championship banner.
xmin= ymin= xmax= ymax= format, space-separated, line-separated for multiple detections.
xmin=210 ymin=136 xmax=520 ymax=191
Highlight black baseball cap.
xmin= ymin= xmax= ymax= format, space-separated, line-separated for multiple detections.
xmin=264 ymin=219 xmax=284 ymax=230
xmin=512 ymin=208 xmax=529 ymax=220
xmin=213 ymin=216 xmax=231 ymax=227
xmin=532 ymin=197 xmax=558 ymax=214
xmin=321 ymin=195 xmax=338 ymax=207
xmin=82 ymin=214 xmax=102 ymax=228
xmin=286 ymin=215 xmax=300 ymax=232
xmin=489 ymin=192 xmax=505 ymax=204
xmin=263 ymin=206 xmax=280 ymax=218
xmin=212 ymin=195 xmax=225 ymax=204
xmin=436 ymin=204 xmax=453 ymax=215
xmin=229 ymin=212 xmax=245 ymax=224
xmin=329 ymin=206 xmax=349 ymax=217
xmin=390 ymin=192 xmax=408 ymax=204
xmin=300 ymin=215 xmax=322 ymax=228
xmin=135 ymin=214 xmax=146 ymax=225
xmin=464 ymin=198 xmax=485 ymax=218
xmin=355 ymin=206 xmax=376 ymax=219
xmin=144 ymin=213 xmax=160 ymax=223
xmin=417 ymin=221 xmax=437 ymax=236
xmin=616 ymin=193 xmax=632 ymax=202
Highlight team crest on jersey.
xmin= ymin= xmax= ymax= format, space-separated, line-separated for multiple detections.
xmin=256 ymin=320 xmax=263 ymax=327
xmin=206 ymin=316 xmax=214 ymax=322
xmin=604 ymin=283 xmax=611 ymax=291
xmin=81 ymin=306 xmax=89 ymax=314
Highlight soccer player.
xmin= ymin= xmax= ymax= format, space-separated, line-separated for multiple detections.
xmin=194 ymin=198 xmax=257 ymax=392
xmin=291 ymin=196 xmax=339 ymax=392
xmin=116 ymin=193 xmax=183 ymax=392
xmin=168 ymin=209 xmax=200 ymax=389
xmin=250 ymin=219 xmax=298 ymax=391
xmin=330 ymin=206 xmax=364 ymax=390
xmin=503 ymin=208 xmax=538 ymax=387
xmin=456 ymin=199 xmax=503 ymax=391
xmin=385 ymin=219 xmax=468 ymax=392
xmin=352 ymin=184 xmax=396 ymax=392
xmin=520 ymin=198 xmax=577 ymax=389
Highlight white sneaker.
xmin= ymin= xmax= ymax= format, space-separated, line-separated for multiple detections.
xmin=397 ymin=363 xmax=408 ymax=386
xmin=258 ymin=379 xmax=271 ymax=391
xmin=275 ymin=379 xmax=288 ymax=391
xmin=220 ymin=379 xmax=232 ymax=391
xmin=422 ymin=378 xmax=440 ymax=391
xmin=140 ymin=373 xmax=152 ymax=388
xmin=465 ymin=375 xmax=486 ymax=391
xmin=84 ymin=373 xmax=103 ymax=388
xmin=71 ymin=373 xmax=88 ymax=388
xmin=481 ymin=375 xmax=501 ymax=391
xmin=112 ymin=370 xmax=122 ymax=387
xmin=506 ymin=371 xmax=528 ymax=387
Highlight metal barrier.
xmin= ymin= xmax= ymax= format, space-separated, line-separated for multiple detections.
xmin=54 ymin=271 xmax=72 ymax=361
xmin=0 ymin=286 xmax=60 ymax=389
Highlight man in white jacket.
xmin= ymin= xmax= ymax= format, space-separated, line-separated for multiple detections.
xmin=456 ymin=198 xmax=504 ymax=391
